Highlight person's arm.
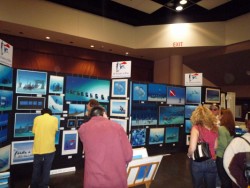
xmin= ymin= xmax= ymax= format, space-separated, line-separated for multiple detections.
xmin=187 ymin=126 xmax=199 ymax=158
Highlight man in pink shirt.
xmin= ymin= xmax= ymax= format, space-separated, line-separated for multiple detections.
xmin=78 ymin=106 xmax=133 ymax=188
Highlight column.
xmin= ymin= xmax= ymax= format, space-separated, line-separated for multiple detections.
xmin=169 ymin=55 xmax=183 ymax=85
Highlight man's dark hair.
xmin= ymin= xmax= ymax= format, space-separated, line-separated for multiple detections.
xmin=41 ymin=108 xmax=52 ymax=115
xmin=88 ymin=99 xmax=99 ymax=107
xmin=89 ymin=106 xmax=105 ymax=117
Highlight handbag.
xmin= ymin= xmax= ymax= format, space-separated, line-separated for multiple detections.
xmin=192 ymin=127 xmax=211 ymax=162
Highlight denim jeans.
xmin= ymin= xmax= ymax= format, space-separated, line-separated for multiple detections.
xmin=31 ymin=152 xmax=55 ymax=188
xmin=216 ymin=157 xmax=232 ymax=188
xmin=190 ymin=159 xmax=217 ymax=188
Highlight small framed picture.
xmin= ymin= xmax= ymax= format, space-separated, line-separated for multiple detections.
xmin=76 ymin=119 xmax=84 ymax=128
xmin=67 ymin=119 xmax=76 ymax=128
xmin=205 ymin=88 xmax=220 ymax=103
xmin=111 ymin=79 xmax=128 ymax=98
xmin=110 ymin=99 xmax=128 ymax=117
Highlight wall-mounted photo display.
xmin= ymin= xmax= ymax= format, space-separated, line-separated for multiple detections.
xmin=67 ymin=119 xmax=76 ymax=128
xmin=185 ymin=119 xmax=192 ymax=134
xmin=110 ymin=99 xmax=128 ymax=117
xmin=65 ymin=76 xmax=110 ymax=103
xmin=149 ymin=128 xmax=164 ymax=145
xmin=205 ymin=87 xmax=221 ymax=103
xmin=0 ymin=113 xmax=8 ymax=143
xmin=131 ymin=128 xmax=146 ymax=147
xmin=11 ymin=140 xmax=34 ymax=165
xmin=165 ymin=127 xmax=179 ymax=143
xmin=132 ymin=83 xmax=147 ymax=101
xmin=184 ymin=105 xmax=197 ymax=118
xmin=0 ymin=90 xmax=13 ymax=111
xmin=111 ymin=79 xmax=128 ymax=98
xmin=147 ymin=83 xmax=167 ymax=102
xmin=14 ymin=113 xmax=40 ymax=138
xmin=49 ymin=75 xmax=64 ymax=94
xmin=16 ymin=69 xmax=47 ymax=95
xmin=48 ymin=95 xmax=64 ymax=113
xmin=68 ymin=103 xmax=86 ymax=117
xmin=158 ymin=106 xmax=185 ymax=125
xmin=110 ymin=118 xmax=128 ymax=132
xmin=185 ymin=86 xmax=202 ymax=104
xmin=61 ymin=130 xmax=78 ymax=155
xmin=16 ymin=96 xmax=45 ymax=110
xmin=167 ymin=86 xmax=185 ymax=105
xmin=0 ymin=64 xmax=13 ymax=88
xmin=131 ymin=103 xmax=158 ymax=126
xmin=0 ymin=144 xmax=10 ymax=172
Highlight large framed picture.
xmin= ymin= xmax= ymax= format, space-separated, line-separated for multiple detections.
xmin=11 ymin=140 xmax=34 ymax=165
xmin=132 ymin=83 xmax=147 ymax=101
xmin=61 ymin=130 xmax=78 ymax=155
xmin=0 ymin=145 xmax=11 ymax=171
xmin=205 ymin=87 xmax=220 ymax=103
xmin=110 ymin=99 xmax=128 ymax=117
xmin=0 ymin=64 xmax=13 ymax=88
xmin=49 ymin=75 xmax=64 ymax=94
xmin=147 ymin=83 xmax=167 ymax=102
xmin=16 ymin=69 xmax=47 ymax=95
xmin=158 ymin=106 xmax=185 ymax=125
xmin=186 ymin=87 xmax=202 ymax=104
xmin=149 ymin=128 xmax=164 ymax=145
xmin=0 ymin=90 xmax=13 ymax=111
xmin=167 ymin=86 xmax=185 ymax=105
xmin=111 ymin=79 xmax=128 ymax=98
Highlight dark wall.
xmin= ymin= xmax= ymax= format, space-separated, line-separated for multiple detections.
xmin=0 ymin=33 xmax=154 ymax=82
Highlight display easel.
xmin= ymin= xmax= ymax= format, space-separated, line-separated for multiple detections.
xmin=127 ymin=148 xmax=164 ymax=188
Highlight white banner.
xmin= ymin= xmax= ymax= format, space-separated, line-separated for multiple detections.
xmin=0 ymin=39 xmax=13 ymax=67
xmin=111 ymin=61 xmax=131 ymax=78
xmin=184 ymin=73 xmax=203 ymax=86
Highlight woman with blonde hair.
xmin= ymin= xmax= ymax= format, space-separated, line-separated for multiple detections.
xmin=187 ymin=105 xmax=218 ymax=188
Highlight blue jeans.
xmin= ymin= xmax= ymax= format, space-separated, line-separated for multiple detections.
xmin=31 ymin=152 xmax=55 ymax=188
xmin=190 ymin=159 xmax=217 ymax=188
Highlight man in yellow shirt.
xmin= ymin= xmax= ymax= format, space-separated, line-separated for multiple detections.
xmin=30 ymin=108 xmax=58 ymax=188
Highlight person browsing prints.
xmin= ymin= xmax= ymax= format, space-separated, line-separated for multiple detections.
xmin=78 ymin=106 xmax=133 ymax=188
xmin=30 ymin=108 xmax=58 ymax=188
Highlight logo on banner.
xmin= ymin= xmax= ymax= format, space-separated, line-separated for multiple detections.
xmin=0 ymin=39 xmax=13 ymax=67
xmin=111 ymin=61 xmax=131 ymax=78
xmin=185 ymin=73 xmax=203 ymax=86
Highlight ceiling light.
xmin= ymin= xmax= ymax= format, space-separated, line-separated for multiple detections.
xmin=45 ymin=36 xmax=50 ymax=40
xmin=125 ymin=52 xmax=129 ymax=55
xmin=90 ymin=45 xmax=94 ymax=48
xmin=180 ymin=0 xmax=187 ymax=5
xmin=176 ymin=6 xmax=183 ymax=11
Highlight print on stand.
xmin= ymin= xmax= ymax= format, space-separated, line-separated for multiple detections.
xmin=61 ymin=130 xmax=78 ymax=155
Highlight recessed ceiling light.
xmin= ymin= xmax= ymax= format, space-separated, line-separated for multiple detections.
xmin=125 ymin=52 xmax=129 ymax=55
xmin=176 ymin=6 xmax=183 ymax=11
xmin=180 ymin=0 xmax=187 ymax=5
xmin=45 ymin=36 xmax=50 ymax=40
xmin=90 ymin=45 xmax=94 ymax=48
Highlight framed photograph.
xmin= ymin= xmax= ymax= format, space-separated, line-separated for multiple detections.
xmin=149 ymin=128 xmax=164 ymax=145
xmin=205 ymin=88 xmax=220 ymax=103
xmin=147 ymin=83 xmax=167 ymax=102
xmin=110 ymin=118 xmax=128 ymax=132
xmin=48 ymin=95 xmax=64 ymax=113
xmin=132 ymin=83 xmax=147 ymax=101
xmin=16 ymin=96 xmax=45 ymax=110
xmin=185 ymin=105 xmax=197 ymax=118
xmin=167 ymin=86 xmax=185 ymax=105
xmin=68 ymin=103 xmax=86 ymax=117
xmin=0 ymin=113 xmax=8 ymax=143
xmin=14 ymin=113 xmax=40 ymax=138
xmin=0 ymin=90 xmax=13 ymax=111
xmin=61 ymin=130 xmax=78 ymax=155
xmin=76 ymin=119 xmax=84 ymax=128
xmin=11 ymin=140 xmax=34 ymax=165
xmin=185 ymin=119 xmax=192 ymax=134
xmin=110 ymin=99 xmax=128 ymax=117
xmin=165 ymin=127 xmax=179 ymax=143
xmin=158 ymin=106 xmax=185 ymax=125
xmin=16 ymin=69 xmax=47 ymax=95
xmin=67 ymin=119 xmax=76 ymax=128
xmin=131 ymin=103 xmax=158 ymax=126
xmin=186 ymin=87 xmax=202 ymax=104
xmin=65 ymin=76 xmax=110 ymax=103
xmin=131 ymin=128 xmax=146 ymax=147
xmin=0 ymin=64 xmax=13 ymax=88
xmin=111 ymin=79 xmax=128 ymax=97
xmin=49 ymin=75 xmax=64 ymax=94
xmin=0 ymin=145 xmax=10 ymax=172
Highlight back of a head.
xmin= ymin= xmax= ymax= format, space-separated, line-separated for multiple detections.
xmin=89 ymin=99 xmax=99 ymax=108
xmin=90 ymin=106 xmax=105 ymax=118
xmin=220 ymin=109 xmax=235 ymax=136
xmin=41 ymin=108 xmax=52 ymax=115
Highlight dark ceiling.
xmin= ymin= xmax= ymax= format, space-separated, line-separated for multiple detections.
xmin=46 ymin=0 xmax=250 ymax=87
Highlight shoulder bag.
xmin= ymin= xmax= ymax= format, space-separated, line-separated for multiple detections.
xmin=192 ymin=127 xmax=211 ymax=162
